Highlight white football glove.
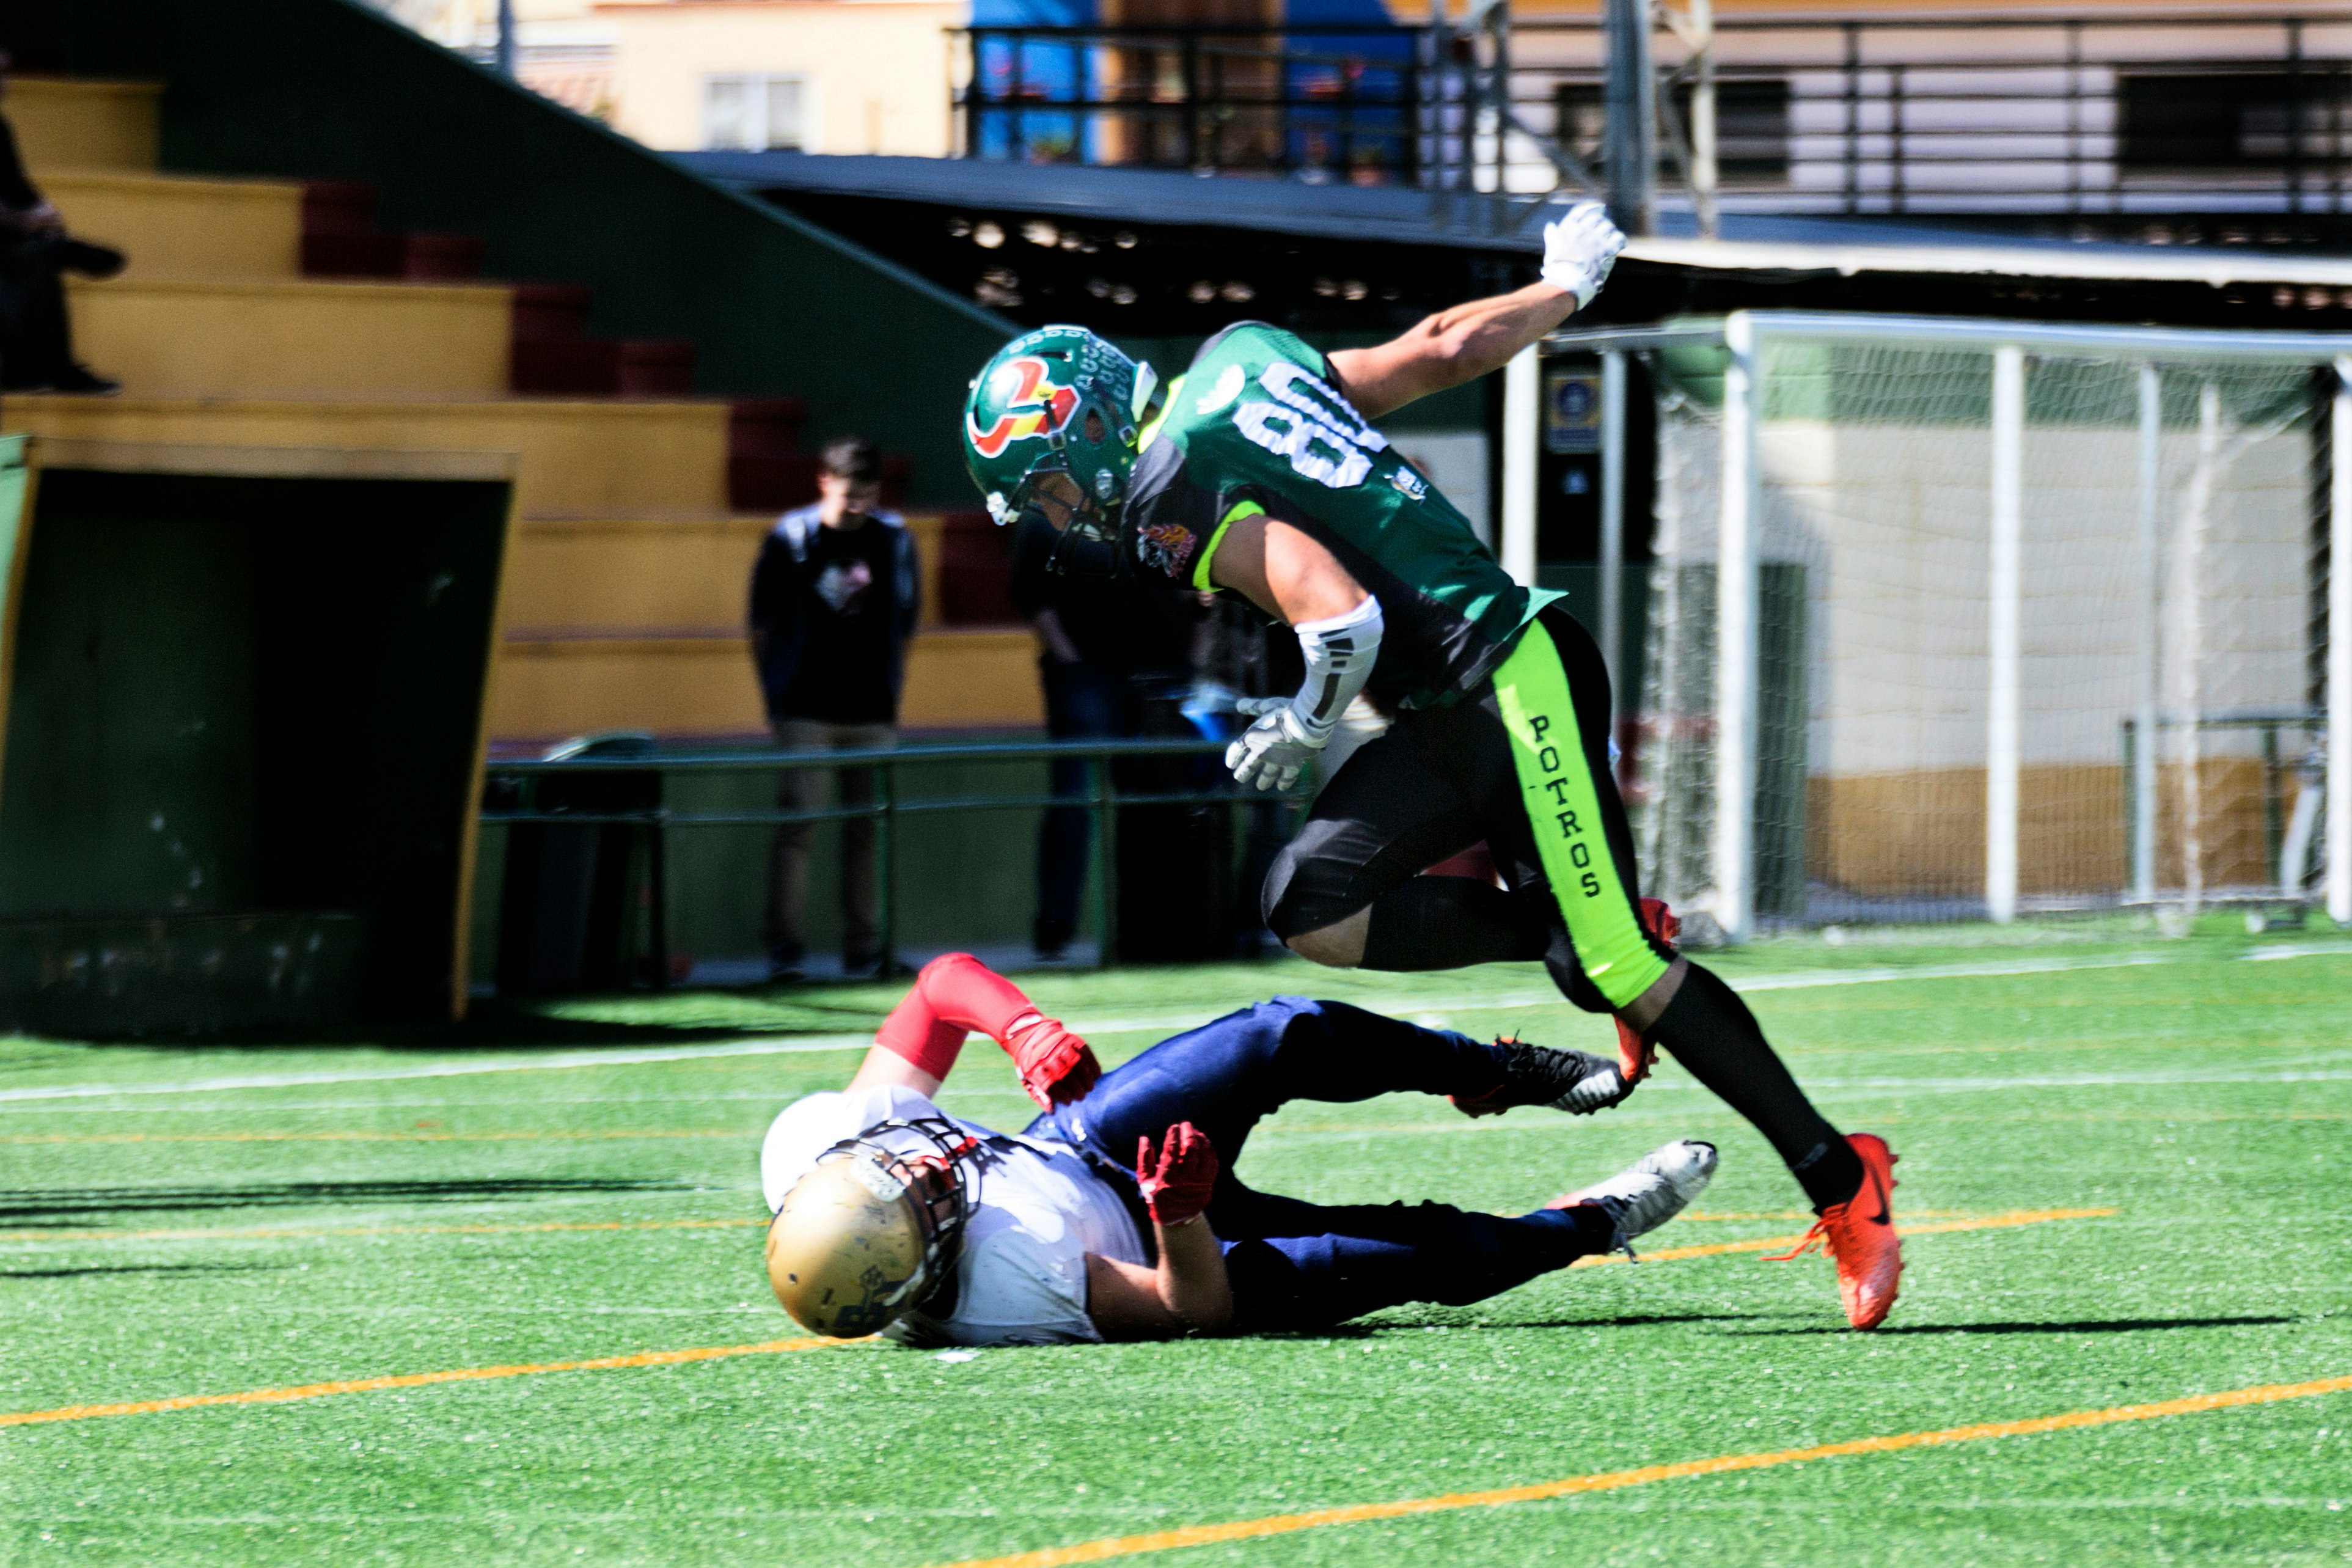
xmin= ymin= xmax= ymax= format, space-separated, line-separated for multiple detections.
xmin=1226 ymin=698 xmax=1327 ymax=793
xmin=1540 ymin=200 xmax=1627 ymax=309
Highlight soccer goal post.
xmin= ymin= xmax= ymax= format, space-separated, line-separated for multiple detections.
xmin=1525 ymin=312 xmax=2352 ymax=940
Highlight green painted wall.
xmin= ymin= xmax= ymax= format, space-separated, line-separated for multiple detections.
xmin=6 ymin=0 xmax=1016 ymax=507
xmin=0 ymin=467 xmax=511 ymax=1024
xmin=0 ymin=509 xmax=258 ymax=917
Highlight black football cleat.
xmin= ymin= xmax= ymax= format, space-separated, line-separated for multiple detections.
xmin=1451 ymin=1036 xmax=1632 ymax=1118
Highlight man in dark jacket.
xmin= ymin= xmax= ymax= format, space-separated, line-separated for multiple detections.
xmin=0 ymin=52 xmax=123 ymax=394
xmin=1010 ymin=508 xmax=1201 ymax=959
xmin=749 ymin=436 xmax=921 ymax=981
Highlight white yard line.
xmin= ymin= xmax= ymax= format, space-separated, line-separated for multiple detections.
xmin=1 ymin=944 xmax=2343 ymax=1107
xmin=2241 ymin=941 xmax=2352 ymax=962
xmin=0 ymin=1035 xmax=878 ymax=1105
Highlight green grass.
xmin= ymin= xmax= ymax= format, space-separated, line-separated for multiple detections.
xmin=4 ymin=917 xmax=2351 ymax=1566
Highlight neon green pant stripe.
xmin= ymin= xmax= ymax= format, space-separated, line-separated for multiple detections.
xmin=1492 ymin=621 xmax=1669 ymax=1009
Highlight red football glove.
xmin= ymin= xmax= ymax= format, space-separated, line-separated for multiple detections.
xmin=1004 ymin=1011 xmax=1101 ymax=1110
xmin=1135 ymin=1121 xmax=1219 ymax=1226
xmin=1613 ymin=898 xmax=1681 ymax=1086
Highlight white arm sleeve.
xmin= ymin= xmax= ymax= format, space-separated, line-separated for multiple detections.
xmin=1286 ymin=595 xmax=1384 ymax=740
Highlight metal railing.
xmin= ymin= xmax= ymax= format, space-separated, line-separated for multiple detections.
xmin=482 ymin=736 xmax=1307 ymax=981
xmin=1509 ymin=10 xmax=2352 ymax=219
xmin=2119 ymin=709 xmax=2325 ymax=901
xmin=955 ymin=12 xmax=2352 ymax=224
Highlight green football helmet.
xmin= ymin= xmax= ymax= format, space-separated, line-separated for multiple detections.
xmin=963 ymin=326 xmax=1159 ymax=570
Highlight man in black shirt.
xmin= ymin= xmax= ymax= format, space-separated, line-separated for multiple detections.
xmin=0 ymin=52 xmax=124 ymax=395
xmin=1009 ymin=509 xmax=1201 ymax=959
xmin=749 ymin=436 xmax=921 ymax=981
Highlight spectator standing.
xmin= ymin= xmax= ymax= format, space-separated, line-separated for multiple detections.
xmin=1010 ymin=508 xmax=1199 ymax=959
xmin=0 ymin=51 xmax=123 ymax=395
xmin=749 ymin=437 xmax=920 ymax=982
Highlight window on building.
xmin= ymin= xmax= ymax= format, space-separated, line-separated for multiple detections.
xmin=1674 ymin=78 xmax=1790 ymax=181
xmin=705 ymin=75 xmax=808 ymax=151
xmin=2121 ymin=73 xmax=2350 ymax=168
xmin=1552 ymin=82 xmax=1606 ymax=172
xmin=1550 ymin=78 xmax=1789 ymax=183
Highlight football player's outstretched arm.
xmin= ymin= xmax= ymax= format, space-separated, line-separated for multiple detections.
xmin=1086 ymin=1123 xmax=1233 ymax=1338
xmin=1327 ymin=201 xmax=1626 ymax=420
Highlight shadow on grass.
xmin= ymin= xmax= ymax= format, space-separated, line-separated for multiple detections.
xmin=1281 ymin=1311 xmax=1774 ymax=1341
xmin=1731 ymin=1315 xmax=2296 ymax=1337
xmin=1 ymin=1262 xmax=287 ymax=1281
xmin=4 ymin=989 xmax=902 ymax=1054
xmin=1499 ymin=1312 xmax=1779 ymax=1332
xmin=0 ymin=1176 xmax=694 ymax=1226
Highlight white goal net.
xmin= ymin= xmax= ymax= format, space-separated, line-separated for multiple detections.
xmin=1555 ymin=313 xmax=2351 ymax=937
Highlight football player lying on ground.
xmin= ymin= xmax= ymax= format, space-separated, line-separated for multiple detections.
xmin=959 ymin=201 xmax=1901 ymax=1329
xmin=760 ymin=953 xmax=1715 ymax=1346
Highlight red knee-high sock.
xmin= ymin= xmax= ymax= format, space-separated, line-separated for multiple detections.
xmin=875 ymin=984 xmax=969 ymax=1081
xmin=882 ymin=952 xmax=1105 ymax=1108
xmin=916 ymin=952 xmax=1044 ymax=1041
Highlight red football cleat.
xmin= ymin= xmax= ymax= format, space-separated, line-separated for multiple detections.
xmin=1767 ymin=1133 xmax=1903 ymax=1330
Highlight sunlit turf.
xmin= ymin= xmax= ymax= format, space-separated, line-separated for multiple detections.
xmin=2 ymin=915 xmax=2350 ymax=1565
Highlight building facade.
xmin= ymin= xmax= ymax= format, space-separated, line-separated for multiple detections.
xmin=595 ymin=0 xmax=964 ymax=155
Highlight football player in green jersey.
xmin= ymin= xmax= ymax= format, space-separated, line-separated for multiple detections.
xmin=960 ymin=203 xmax=1903 ymax=1330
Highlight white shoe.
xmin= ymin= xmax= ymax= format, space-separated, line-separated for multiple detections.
xmin=1551 ymin=1138 xmax=1717 ymax=1258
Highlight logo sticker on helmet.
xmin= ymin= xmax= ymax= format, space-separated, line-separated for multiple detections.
xmin=849 ymin=1155 xmax=909 ymax=1203
xmin=967 ymin=356 xmax=1080 ymax=459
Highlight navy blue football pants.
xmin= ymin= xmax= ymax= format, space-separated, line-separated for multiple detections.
xmin=1026 ymin=998 xmax=1607 ymax=1332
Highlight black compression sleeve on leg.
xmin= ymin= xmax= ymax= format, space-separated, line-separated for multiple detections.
xmin=1358 ymin=875 xmax=1550 ymax=972
xmin=1645 ymin=963 xmax=1864 ymax=1211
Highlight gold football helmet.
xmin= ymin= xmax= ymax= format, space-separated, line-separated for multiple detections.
xmin=764 ymin=1118 xmax=978 ymax=1337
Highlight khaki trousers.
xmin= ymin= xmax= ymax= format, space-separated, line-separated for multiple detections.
xmin=766 ymin=719 xmax=895 ymax=962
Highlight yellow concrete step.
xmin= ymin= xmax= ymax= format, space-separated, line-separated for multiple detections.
xmin=68 ymin=276 xmax=514 ymax=398
xmin=46 ymin=172 xmax=303 ymax=280
xmin=505 ymin=515 xmax=771 ymax=636
xmin=506 ymin=512 xmax=962 ymax=636
xmin=11 ymin=77 xmax=160 ymax=174
xmin=9 ymin=395 xmax=730 ymax=515
xmin=489 ymin=629 xmax=1042 ymax=742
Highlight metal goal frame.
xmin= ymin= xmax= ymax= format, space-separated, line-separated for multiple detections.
xmin=1504 ymin=310 xmax=2352 ymax=939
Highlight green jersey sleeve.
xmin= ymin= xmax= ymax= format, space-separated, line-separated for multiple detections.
xmin=1123 ymin=322 xmax=1559 ymax=710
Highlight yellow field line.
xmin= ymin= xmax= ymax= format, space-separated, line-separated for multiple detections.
xmin=4 ymin=1208 xmax=2103 ymax=1253
xmin=0 ymin=1337 xmax=841 ymax=1430
xmin=0 ymin=1209 xmax=2116 ymax=1437
xmin=1676 ymin=1208 xmax=1985 ymax=1223
xmin=0 ymin=1215 xmax=768 ymax=1245
xmin=920 ymin=1370 xmax=2352 ymax=1568
xmin=1570 ymin=1206 xmax=2116 ymax=1268
xmin=0 ymin=1129 xmax=741 ymax=1146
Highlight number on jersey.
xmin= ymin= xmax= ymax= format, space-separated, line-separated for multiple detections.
xmin=1231 ymin=360 xmax=1388 ymax=490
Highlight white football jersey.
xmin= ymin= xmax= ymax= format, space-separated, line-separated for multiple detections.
xmin=758 ymin=1084 xmax=1146 ymax=1347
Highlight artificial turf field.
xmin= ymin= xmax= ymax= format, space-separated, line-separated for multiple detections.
xmin=2 ymin=918 xmax=2349 ymax=1566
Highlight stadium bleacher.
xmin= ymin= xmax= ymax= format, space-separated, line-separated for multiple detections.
xmin=4 ymin=69 xmax=1038 ymax=750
